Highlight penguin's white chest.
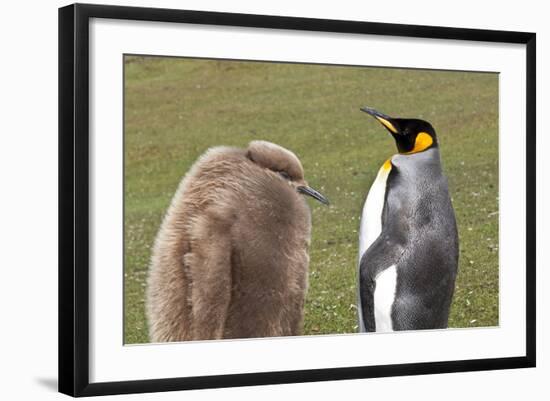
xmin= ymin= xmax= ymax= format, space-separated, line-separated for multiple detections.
xmin=359 ymin=162 xmax=391 ymax=258
xmin=357 ymin=161 xmax=397 ymax=332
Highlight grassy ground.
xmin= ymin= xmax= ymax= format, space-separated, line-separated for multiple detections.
xmin=124 ymin=56 xmax=499 ymax=344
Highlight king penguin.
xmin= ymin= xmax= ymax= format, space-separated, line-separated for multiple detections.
xmin=357 ymin=107 xmax=459 ymax=332
xmin=146 ymin=140 xmax=329 ymax=342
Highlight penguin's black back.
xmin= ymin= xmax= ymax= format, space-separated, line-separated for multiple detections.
xmin=359 ymin=147 xmax=459 ymax=331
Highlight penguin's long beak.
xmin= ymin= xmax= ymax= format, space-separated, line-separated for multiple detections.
xmin=360 ymin=106 xmax=401 ymax=135
xmin=297 ymin=186 xmax=330 ymax=205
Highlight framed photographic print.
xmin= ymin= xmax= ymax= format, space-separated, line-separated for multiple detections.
xmin=58 ymin=3 xmax=536 ymax=397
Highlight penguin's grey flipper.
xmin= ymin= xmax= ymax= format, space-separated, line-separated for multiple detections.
xmin=359 ymin=234 xmax=405 ymax=332
xmin=185 ymin=210 xmax=233 ymax=340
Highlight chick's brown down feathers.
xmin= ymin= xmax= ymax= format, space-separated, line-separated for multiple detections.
xmin=146 ymin=141 xmax=313 ymax=342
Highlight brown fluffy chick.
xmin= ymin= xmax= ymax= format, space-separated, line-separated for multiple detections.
xmin=146 ymin=140 xmax=329 ymax=342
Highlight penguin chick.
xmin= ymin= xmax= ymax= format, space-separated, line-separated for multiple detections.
xmin=357 ymin=107 xmax=459 ymax=332
xmin=146 ymin=140 xmax=329 ymax=342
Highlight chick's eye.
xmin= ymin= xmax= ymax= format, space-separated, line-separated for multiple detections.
xmin=278 ymin=171 xmax=291 ymax=180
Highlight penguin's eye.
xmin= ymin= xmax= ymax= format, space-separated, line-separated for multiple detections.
xmin=278 ymin=171 xmax=291 ymax=180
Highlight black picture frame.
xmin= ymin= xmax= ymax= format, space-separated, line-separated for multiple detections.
xmin=58 ymin=3 xmax=536 ymax=397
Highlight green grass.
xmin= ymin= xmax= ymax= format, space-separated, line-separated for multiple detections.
xmin=124 ymin=56 xmax=499 ymax=344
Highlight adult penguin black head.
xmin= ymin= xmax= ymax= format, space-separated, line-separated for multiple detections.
xmin=360 ymin=106 xmax=437 ymax=154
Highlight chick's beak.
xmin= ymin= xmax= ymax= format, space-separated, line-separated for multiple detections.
xmin=360 ymin=106 xmax=401 ymax=135
xmin=297 ymin=185 xmax=330 ymax=205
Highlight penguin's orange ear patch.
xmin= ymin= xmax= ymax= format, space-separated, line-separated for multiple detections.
xmin=404 ymin=132 xmax=433 ymax=154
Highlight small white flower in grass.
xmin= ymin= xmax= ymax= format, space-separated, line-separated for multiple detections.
xmin=470 ymin=319 xmax=477 ymax=324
